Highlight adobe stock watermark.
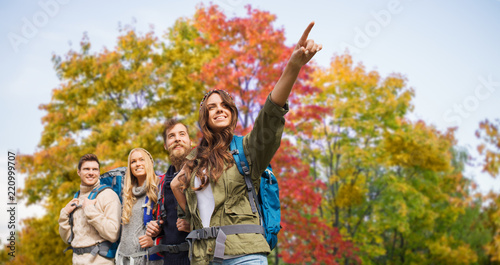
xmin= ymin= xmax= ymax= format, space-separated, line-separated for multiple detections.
xmin=214 ymin=0 xmax=244 ymax=13
xmin=442 ymin=75 xmax=499 ymax=126
xmin=339 ymin=0 xmax=409 ymax=54
xmin=7 ymin=0 xmax=71 ymax=53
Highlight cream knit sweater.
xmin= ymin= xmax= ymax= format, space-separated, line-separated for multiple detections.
xmin=59 ymin=181 xmax=121 ymax=265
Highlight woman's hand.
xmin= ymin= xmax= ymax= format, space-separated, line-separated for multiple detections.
xmin=138 ymin=235 xmax=154 ymax=248
xmin=171 ymin=169 xmax=188 ymax=212
xmin=288 ymin=22 xmax=322 ymax=69
xmin=271 ymin=22 xmax=322 ymax=107
xmin=176 ymin=218 xmax=191 ymax=232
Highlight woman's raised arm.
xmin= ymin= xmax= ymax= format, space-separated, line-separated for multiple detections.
xmin=270 ymin=22 xmax=322 ymax=107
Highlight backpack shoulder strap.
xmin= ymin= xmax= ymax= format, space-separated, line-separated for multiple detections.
xmin=66 ymin=190 xmax=81 ymax=247
xmin=143 ymin=196 xmax=154 ymax=225
xmin=157 ymin=173 xmax=169 ymax=223
xmin=64 ymin=186 xmax=111 ymax=253
xmin=88 ymin=185 xmax=111 ymax=200
xmin=230 ymin=135 xmax=259 ymax=214
xmin=230 ymin=135 xmax=250 ymax=176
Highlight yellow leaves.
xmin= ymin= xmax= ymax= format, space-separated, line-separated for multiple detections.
xmin=428 ymin=236 xmax=478 ymax=265
xmin=360 ymin=241 xmax=386 ymax=258
xmin=476 ymin=119 xmax=500 ymax=177
xmin=336 ymin=183 xmax=365 ymax=208
xmin=382 ymin=120 xmax=452 ymax=172
xmin=331 ymin=168 xmax=368 ymax=209
xmin=57 ymin=181 xmax=79 ymax=203
xmin=81 ymin=107 xmax=98 ymax=124
xmin=485 ymin=239 xmax=500 ymax=262
xmin=481 ymin=192 xmax=500 ymax=260
xmin=396 ymin=200 xmax=408 ymax=220
xmin=336 ymin=167 xmax=355 ymax=179
xmin=329 ymin=173 xmax=340 ymax=183
xmin=300 ymin=53 xmax=414 ymax=151
xmin=21 ymin=21 xmax=214 ymax=216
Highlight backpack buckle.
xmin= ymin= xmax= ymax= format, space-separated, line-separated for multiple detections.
xmin=209 ymin=227 xmax=220 ymax=238
xmin=230 ymin=149 xmax=239 ymax=155
xmin=198 ymin=227 xmax=219 ymax=239
xmin=166 ymin=245 xmax=179 ymax=253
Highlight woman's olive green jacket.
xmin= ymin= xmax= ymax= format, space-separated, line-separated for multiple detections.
xmin=180 ymin=95 xmax=288 ymax=264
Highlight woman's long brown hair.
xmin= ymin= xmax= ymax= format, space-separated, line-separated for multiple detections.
xmin=183 ymin=90 xmax=238 ymax=190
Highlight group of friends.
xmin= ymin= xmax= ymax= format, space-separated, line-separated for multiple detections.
xmin=57 ymin=22 xmax=322 ymax=265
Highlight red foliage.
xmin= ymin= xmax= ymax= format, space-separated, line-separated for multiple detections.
xmin=274 ymin=140 xmax=358 ymax=264
xmin=192 ymin=4 xmax=358 ymax=263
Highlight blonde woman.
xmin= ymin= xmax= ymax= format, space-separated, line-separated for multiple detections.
xmin=116 ymin=148 xmax=162 ymax=265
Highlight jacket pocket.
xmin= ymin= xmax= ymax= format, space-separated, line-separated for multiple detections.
xmin=224 ymin=194 xmax=257 ymax=224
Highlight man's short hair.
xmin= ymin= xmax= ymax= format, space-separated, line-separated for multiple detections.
xmin=78 ymin=154 xmax=100 ymax=170
xmin=162 ymin=119 xmax=189 ymax=144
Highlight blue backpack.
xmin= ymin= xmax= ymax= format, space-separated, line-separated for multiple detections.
xmin=64 ymin=167 xmax=126 ymax=258
xmin=99 ymin=167 xmax=126 ymax=203
xmin=230 ymin=135 xmax=281 ymax=250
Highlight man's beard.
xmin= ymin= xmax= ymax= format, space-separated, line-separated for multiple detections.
xmin=169 ymin=144 xmax=190 ymax=167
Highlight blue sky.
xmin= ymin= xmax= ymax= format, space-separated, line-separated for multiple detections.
xmin=1 ymin=0 xmax=499 ymax=242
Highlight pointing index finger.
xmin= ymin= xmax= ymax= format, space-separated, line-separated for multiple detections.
xmin=298 ymin=21 xmax=315 ymax=45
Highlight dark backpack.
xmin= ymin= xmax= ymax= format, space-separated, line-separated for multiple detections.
xmin=230 ymin=135 xmax=281 ymax=250
xmin=142 ymin=194 xmax=164 ymax=261
xmin=146 ymin=171 xmax=190 ymax=257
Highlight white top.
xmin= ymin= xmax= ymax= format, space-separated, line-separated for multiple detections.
xmin=194 ymin=174 xmax=215 ymax=228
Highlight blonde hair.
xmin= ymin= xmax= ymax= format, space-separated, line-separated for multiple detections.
xmin=121 ymin=148 xmax=159 ymax=225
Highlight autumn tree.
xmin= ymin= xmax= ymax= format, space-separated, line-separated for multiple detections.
xmin=189 ymin=4 xmax=356 ymax=264
xmin=476 ymin=119 xmax=500 ymax=262
xmin=289 ymin=53 xmax=484 ymax=264
xmin=11 ymin=3 xmax=493 ymax=264
xmin=11 ymin=4 xmax=355 ymax=263
xmin=14 ymin=19 xmax=210 ymax=263
xmin=192 ymin=4 xmax=292 ymax=131
xmin=477 ymin=119 xmax=500 ymax=179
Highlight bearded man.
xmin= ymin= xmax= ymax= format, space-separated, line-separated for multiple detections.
xmin=146 ymin=119 xmax=193 ymax=265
